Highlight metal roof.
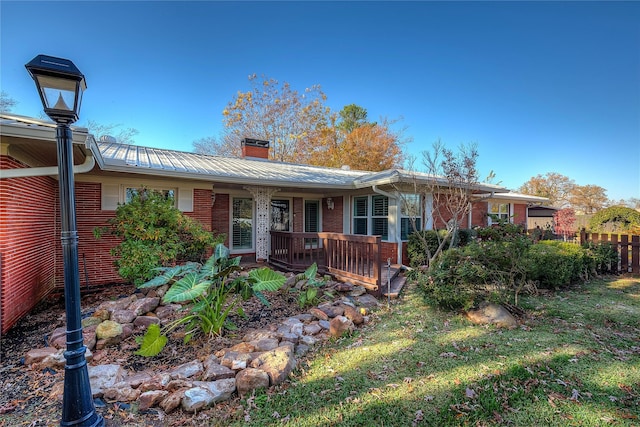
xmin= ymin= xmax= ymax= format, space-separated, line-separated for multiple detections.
xmin=97 ymin=141 xmax=370 ymax=189
xmin=2 ymin=114 xmax=538 ymax=197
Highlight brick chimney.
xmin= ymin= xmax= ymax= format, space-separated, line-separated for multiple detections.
xmin=241 ymin=138 xmax=270 ymax=159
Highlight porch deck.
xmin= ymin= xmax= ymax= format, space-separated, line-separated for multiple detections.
xmin=269 ymin=231 xmax=406 ymax=298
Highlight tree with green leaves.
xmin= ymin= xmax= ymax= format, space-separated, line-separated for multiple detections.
xmin=589 ymin=206 xmax=640 ymax=233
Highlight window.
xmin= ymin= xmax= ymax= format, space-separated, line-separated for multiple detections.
xmin=304 ymin=200 xmax=320 ymax=246
xmin=353 ymin=195 xmax=389 ymax=240
xmin=400 ymin=193 xmax=422 ymax=240
xmin=489 ymin=203 xmax=510 ymax=222
xmin=353 ymin=196 xmax=368 ymax=235
xmin=232 ymin=198 xmax=253 ymax=250
xmin=125 ymin=187 xmax=175 ymax=204
xmin=271 ymin=199 xmax=290 ymax=231
xmin=371 ymin=195 xmax=388 ymax=240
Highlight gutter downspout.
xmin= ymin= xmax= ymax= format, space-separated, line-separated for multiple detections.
xmin=0 ymin=151 xmax=95 ymax=179
xmin=372 ymin=185 xmax=403 ymax=266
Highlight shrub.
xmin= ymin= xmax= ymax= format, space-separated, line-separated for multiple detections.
xmin=94 ymin=188 xmax=222 ymax=285
xmin=406 ymin=229 xmax=474 ymax=267
xmin=475 ymin=223 xmax=527 ymax=242
xmin=416 ymin=247 xmax=479 ymax=310
xmin=526 ymin=241 xmax=589 ymax=289
xmin=582 ymin=241 xmax=618 ymax=274
xmin=589 ymin=206 xmax=640 ymax=233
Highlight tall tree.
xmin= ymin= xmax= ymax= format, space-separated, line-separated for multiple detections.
xmin=518 ymin=172 xmax=575 ymax=207
xmin=305 ymin=106 xmax=407 ymax=171
xmin=86 ymin=120 xmax=139 ymax=145
xmin=338 ymin=104 xmax=369 ymax=133
xmin=569 ymin=184 xmax=608 ymax=214
xmin=0 ymin=91 xmax=17 ymax=113
xmin=219 ymin=74 xmax=330 ymax=162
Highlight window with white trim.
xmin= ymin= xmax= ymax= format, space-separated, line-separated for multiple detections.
xmin=125 ymin=187 xmax=176 ymax=204
xmin=353 ymin=195 xmax=388 ymax=240
xmin=232 ymin=197 xmax=253 ymax=250
xmin=489 ymin=203 xmax=510 ymax=222
xmin=400 ymin=193 xmax=422 ymax=240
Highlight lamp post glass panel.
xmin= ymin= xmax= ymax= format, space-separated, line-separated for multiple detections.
xmin=25 ymin=55 xmax=103 ymax=427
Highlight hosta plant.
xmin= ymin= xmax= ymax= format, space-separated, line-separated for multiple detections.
xmin=135 ymin=244 xmax=286 ymax=356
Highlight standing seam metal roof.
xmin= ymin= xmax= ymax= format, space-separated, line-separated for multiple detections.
xmin=97 ymin=142 xmax=371 ymax=187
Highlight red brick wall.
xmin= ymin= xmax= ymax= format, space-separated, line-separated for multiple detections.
xmin=513 ymin=204 xmax=527 ymax=226
xmin=322 ymin=196 xmax=343 ymax=233
xmin=2 ymin=175 xmax=220 ymax=333
xmin=380 ymin=242 xmax=397 ymax=264
xmin=1 ymin=156 xmax=58 ymax=333
xmin=471 ymin=201 xmax=489 ymax=227
xmin=293 ymin=197 xmax=303 ymax=232
xmin=75 ymin=182 xmax=123 ymax=287
xmin=211 ymin=193 xmax=230 ymax=247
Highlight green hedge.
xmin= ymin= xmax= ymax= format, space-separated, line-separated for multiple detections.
xmin=415 ymin=223 xmax=620 ymax=310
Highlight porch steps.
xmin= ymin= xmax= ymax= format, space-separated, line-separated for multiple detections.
xmin=381 ymin=264 xmax=406 ymax=299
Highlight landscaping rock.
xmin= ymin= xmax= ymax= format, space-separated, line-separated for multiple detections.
xmin=355 ymin=293 xmax=379 ymax=308
xmin=466 ymin=302 xmax=518 ymax=329
xmin=138 ymin=390 xmax=169 ymax=411
xmin=133 ymin=315 xmax=160 ymax=330
xmin=110 ymin=309 xmax=136 ymax=324
xmin=159 ymin=390 xmax=184 ymax=413
xmin=202 ymin=361 xmax=235 ymax=381
xmin=88 ymin=364 xmax=125 ymax=397
xmin=193 ymin=378 xmax=236 ymax=403
xmin=95 ymin=320 xmax=122 ymax=340
xmin=24 ymin=347 xmax=57 ymax=366
xmin=308 ymin=307 xmax=329 ymax=321
xmin=251 ymin=346 xmax=296 ymax=385
xmin=127 ymin=297 xmax=160 ymax=316
xmin=181 ymin=387 xmax=215 ymax=412
xmin=329 ymin=315 xmax=355 ymax=338
xmin=169 ymin=360 xmax=203 ymax=379
xmin=342 ymin=304 xmax=364 ymax=325
xmin=236 ymin=368 xmax=270 ymax=396
xmin=103 ymin=383 xmax=141 ymax=402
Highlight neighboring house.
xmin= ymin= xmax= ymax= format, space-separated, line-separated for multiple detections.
xmin=0 ymin=114 xmax=547 ymax=333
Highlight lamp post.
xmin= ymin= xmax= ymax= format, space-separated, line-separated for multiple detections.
xmin=25 ymin=54 xmax=104 ymax=427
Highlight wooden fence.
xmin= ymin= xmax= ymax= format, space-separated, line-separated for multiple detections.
xmin=579 ymin=230 xmax=640 ymax=274
xmin=269 ymin=231 xmax=382 ymax=295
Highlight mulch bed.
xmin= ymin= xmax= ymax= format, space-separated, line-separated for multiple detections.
xmin=0 ymin=282 xmax=310 ymax=426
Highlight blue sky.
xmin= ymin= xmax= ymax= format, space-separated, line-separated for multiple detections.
xmin=2 ymin=1 xmax=639 ymax=201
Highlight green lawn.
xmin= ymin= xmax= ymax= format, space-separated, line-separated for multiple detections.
xmin=228 ymin=277 xmax=640 ymax=426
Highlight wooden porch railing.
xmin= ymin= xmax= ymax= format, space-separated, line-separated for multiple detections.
xmin=580 ymin=230 xmax=640 ymax=274
xmin=269 ymin=231 xmax=382 ymax=296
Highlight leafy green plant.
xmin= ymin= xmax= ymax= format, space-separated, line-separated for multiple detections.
xmin=94 ymin=187 xmax=222 ymax=285
xmin=135 ymin=244 xmax=286 ymax=356
xmin=589 ymin=206 xmax=640 ymax=233
xmin=582 ymin=241 xmax=618 ymax=274
xmin=291 ymin=263 xmax=330 ymax=308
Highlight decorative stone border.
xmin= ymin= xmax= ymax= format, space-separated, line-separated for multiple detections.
xmin=24 ymin=281 xmax=381 ymax=414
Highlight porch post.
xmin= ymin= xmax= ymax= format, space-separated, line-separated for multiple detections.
xmin=244 ymin=186 xmax=280 ymax=261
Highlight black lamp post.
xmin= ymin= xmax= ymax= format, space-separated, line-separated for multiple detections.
xmin=25 ymin=54 xmax=104 ymax=427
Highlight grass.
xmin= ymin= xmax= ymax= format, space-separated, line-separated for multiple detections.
xmin=226 ymin=277 xmax=640 ymax=426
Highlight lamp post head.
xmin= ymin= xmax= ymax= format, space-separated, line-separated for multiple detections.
xmin=25 ymin=54 xmax=87 ymax=124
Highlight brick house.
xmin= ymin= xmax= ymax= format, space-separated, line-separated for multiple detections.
xmin=0 ymin=114 xmax=547 ymax=333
